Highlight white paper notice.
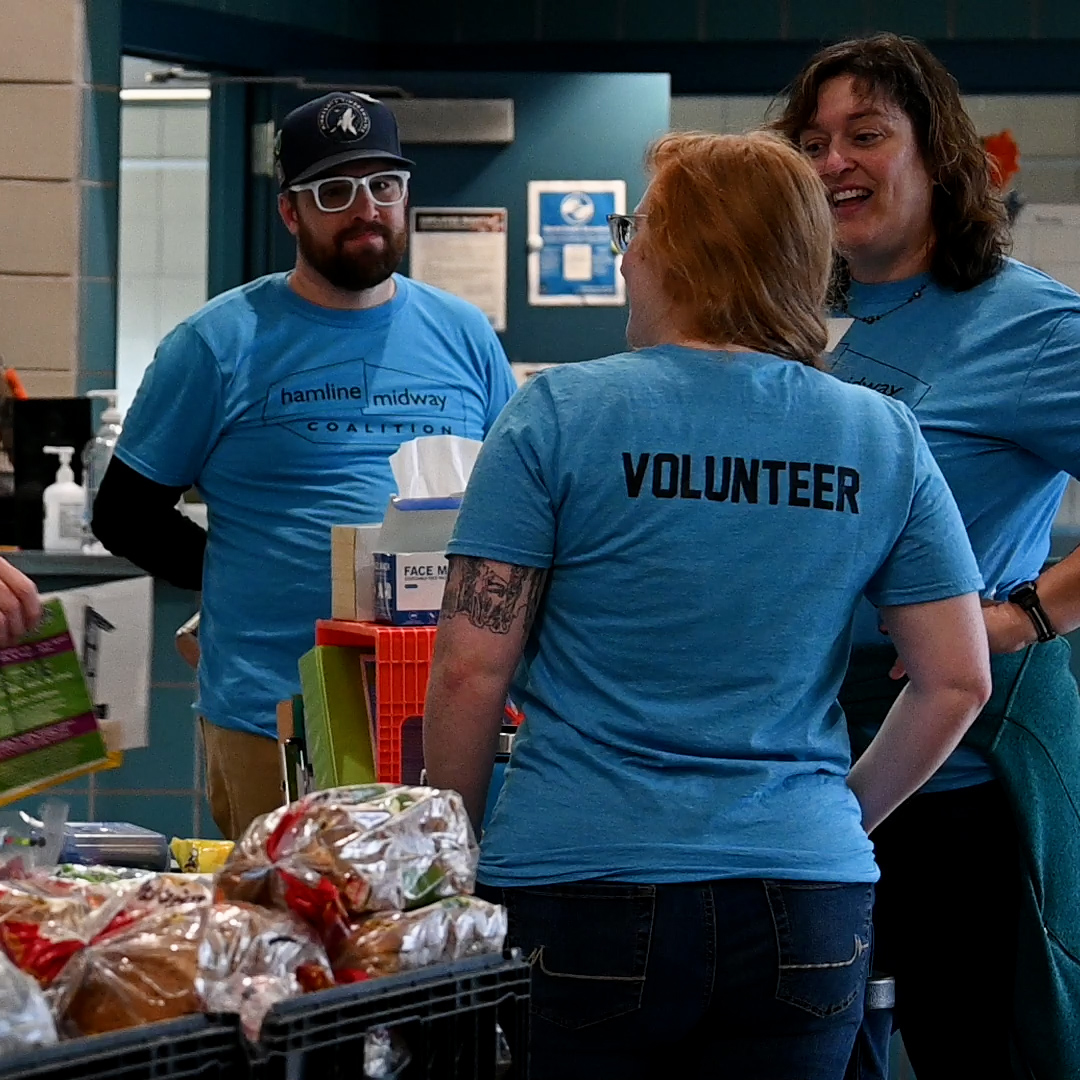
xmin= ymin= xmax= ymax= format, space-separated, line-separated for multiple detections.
xmin=562 ymin=244 xmax=594 ymax=281
xmin=409 ymin=208 xmax=508 ymax=331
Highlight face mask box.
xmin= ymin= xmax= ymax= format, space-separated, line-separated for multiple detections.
xmin=374 ymin=552 xmax=449 ymax=626
xmin=372 ymin=495 xmax=461 ymax=626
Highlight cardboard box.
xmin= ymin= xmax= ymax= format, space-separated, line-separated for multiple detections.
xmin=374 ymin=552 xmax=449 ymax=626
xmin=331 ymin=523 xmax=381 ymax=622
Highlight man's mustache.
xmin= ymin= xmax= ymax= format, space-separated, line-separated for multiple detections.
xmin=336 ymin=223 xmax=391 ymax=247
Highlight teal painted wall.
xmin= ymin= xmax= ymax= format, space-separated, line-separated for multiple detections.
xmin=80 ymin=0 xmax=122 ymax=398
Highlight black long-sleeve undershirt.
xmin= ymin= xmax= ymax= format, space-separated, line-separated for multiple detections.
xmin=91 ymin=457 xmax=205 ymax=590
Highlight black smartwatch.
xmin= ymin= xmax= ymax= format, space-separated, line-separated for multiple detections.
xmin=1007 ymin=581 xmax=1057 ymax=643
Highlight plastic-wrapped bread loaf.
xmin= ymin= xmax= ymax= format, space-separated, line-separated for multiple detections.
xmin=216 ymin=785 xmax=478 ymax=947
xmin=333 ymin=896 xmax=507 ymax=982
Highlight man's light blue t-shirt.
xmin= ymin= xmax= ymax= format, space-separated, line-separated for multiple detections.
xmin=448 ymin=346 xmax=982 ymax=887
xmin=117 ymin=273 xmax=517 ymax=738
xmin=829 ymin=258 xmax=1080 ymax=790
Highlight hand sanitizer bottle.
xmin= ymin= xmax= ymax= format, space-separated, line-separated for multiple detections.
xmin=82 ymin=390 xmax=122 ymax=553
xmin=42 ymin=446 xmax=85 ymax=553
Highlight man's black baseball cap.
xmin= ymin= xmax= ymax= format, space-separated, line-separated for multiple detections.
xmin=275 ymin=92 xmax=415 ymax=190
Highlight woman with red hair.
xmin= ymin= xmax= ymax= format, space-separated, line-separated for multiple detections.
xmin=424 ymin=130 xmax=991 ymax=1079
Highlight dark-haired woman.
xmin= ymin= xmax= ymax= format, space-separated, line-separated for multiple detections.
xmin=776 ymin=32 xmax=1080 ymax=1080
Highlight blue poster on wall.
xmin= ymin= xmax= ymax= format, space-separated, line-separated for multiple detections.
xmin=527 ymin=181 xmax=626 ymax=306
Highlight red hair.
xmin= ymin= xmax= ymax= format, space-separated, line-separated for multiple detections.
xmin=641 ymin=131 xmax=833 ymax=367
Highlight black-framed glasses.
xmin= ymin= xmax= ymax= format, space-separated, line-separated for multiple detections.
xmin=607 ymin=213 xmax=647 ymax=254
xmin=289 ymin=170 xmax=411 ymax=212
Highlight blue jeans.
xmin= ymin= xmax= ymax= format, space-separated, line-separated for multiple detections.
xmin=481 ymin=877 xmax=873 ymax=1080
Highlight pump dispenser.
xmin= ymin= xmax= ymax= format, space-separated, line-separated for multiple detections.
xmin=82 ymin=390 xmax=122 ymax=552
xmin=43 ymin=446 xmax=85 ymax=553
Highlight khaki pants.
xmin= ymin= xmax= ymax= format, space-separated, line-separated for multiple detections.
xmin=199 ymin=717 xmax=284 ymax=841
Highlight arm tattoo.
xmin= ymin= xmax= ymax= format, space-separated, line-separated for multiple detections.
xmin=441 ymin=556 xmax=547 ymax=635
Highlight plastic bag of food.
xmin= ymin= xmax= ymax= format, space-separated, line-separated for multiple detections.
xmin=333 ymin=896 xmax=507 ymax=982
xmin=0 ymin=869 xmax=214 ymax=999
xmin=216 ymin=786 xmax=477 ymax=947
xmin=58 ymin=901 xmax=333 ymax=1039
xmin=0 ymin=950 xmax=57 ymax=1055
xmin=197 ymin=903 xmax=333 ymax=1040
xmin=0 ymin=874 xmax=135 ymax=987
xmin=58 ymin=901 xmax=207 ymax=1035
xmin=51 ymin=864 xmax=154 ymax=885
xmin=109 ymin=873 xmax=213 ymax=925
xmin=170 ymin=838 xmax=234 ymax=875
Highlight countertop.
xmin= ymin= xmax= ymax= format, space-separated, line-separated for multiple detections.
xmin=3 ymin=552 xmax=146 ymax=579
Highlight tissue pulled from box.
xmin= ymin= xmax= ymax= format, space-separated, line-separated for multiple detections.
xmin=389 ymin=435 xmax=481 ymax=500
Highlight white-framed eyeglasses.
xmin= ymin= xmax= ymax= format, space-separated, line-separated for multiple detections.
xmin=289 ymin=170 xmax=411 ymax=212
xmin=607 ymin=213 xmax=647 ymax=254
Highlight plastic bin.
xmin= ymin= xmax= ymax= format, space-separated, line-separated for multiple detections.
xmin=315 ymin=620 xmax=436 ymax=784
xmin=0 ymin=1014 xmax=242 ymax=1080
xmin=248 ymin=951 xmax=531 ymax=1080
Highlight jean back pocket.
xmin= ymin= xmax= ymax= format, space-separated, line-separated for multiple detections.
xmin=502 ymin=881 xmax=656 ymax=1030
xmin=765 ymin=880 xmax=873 ymax=1019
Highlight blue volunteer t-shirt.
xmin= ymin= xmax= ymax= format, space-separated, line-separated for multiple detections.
xmin=448 ymin=346 xmax=982 ymax=887
xmin=117 ymin=273 xmax=517 ymax=738
xmin=829 ymin=258 xmax=1080 ymax=790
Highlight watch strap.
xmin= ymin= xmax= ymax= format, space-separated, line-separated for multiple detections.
xmin=1008 ymin=581 xmax=1057 ymax=643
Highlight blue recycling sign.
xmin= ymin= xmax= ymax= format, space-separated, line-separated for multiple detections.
xmin=528 ymin=181 xmax=626 ymax=305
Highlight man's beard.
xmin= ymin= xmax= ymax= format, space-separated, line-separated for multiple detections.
xmin=297 ymin=218 xmax=407 ymax=291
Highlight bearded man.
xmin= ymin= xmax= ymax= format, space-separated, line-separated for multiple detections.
xmin=93 ymin=93 xmax=516 ymax=838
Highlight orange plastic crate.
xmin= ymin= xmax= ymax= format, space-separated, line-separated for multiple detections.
xmin=315 ymin=620 xmax=437 ymax=784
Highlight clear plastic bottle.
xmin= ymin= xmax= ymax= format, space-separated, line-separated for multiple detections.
xmin=82 ymin=390 xmax=123 ymax=553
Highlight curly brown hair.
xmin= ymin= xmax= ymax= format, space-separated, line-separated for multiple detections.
xmin=770 ymin=33 xmax=1010 ymax=293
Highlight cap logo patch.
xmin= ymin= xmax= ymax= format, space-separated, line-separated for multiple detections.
xmin=318 ymin=95 xmax=371 ymax=143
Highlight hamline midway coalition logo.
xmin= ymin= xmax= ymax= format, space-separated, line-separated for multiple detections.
xmin=826 ymin=342 xmax=932 ymax=408
xmin=262 ymin=359 xmax=467 ymax=444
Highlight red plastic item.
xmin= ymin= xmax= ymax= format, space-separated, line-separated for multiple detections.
xmin=314 ymin=620 xmax=524 ymax=785
xmin=314 ymin=621 xmax=437 ymax=784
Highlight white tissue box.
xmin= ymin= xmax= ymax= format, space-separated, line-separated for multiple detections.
xmin=374 ymin=552 xmax=449 ymax=626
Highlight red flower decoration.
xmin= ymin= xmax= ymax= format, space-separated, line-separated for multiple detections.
xmin=983 ymin=130 xmax=1021 ymax=189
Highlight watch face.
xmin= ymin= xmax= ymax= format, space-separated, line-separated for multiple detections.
xmin=1010 ymin=583 xmax=1037 ymax=606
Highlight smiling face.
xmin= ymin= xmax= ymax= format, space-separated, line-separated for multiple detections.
xmin=798 ymin=75 xmax=935 ymax=283
xmin=279 ymin=159 xmax=408 ymax=292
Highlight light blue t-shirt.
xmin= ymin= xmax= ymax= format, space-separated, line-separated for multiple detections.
xmin=117 ymin=273 xmax=517 ymax=738
xmin=829 ymin=258 xmax=1080 ymax=790
xmin=448 ymin=346 xmax=983 ymax=887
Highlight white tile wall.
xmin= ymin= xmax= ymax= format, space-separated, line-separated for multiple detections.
xmin=964 ymin=95 xmax=1080 ymax=159
xmin=116 ymin=102 xmax=209 ymax=415
xmin=670 ymin=95 xmax=774 ymax=134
